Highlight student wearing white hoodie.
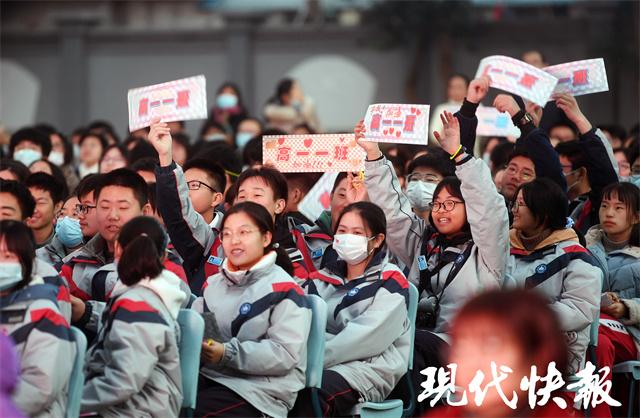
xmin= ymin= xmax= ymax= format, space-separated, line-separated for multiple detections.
xmin=82 ymin=216 xmax=186 ymax=417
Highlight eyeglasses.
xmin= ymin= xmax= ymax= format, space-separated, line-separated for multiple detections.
xmin=220 ymin=228 xmax=260 ymax=241
xmin=75 ymin=203 xmax=96 ymax=215
xmin=505 ymin=165 xmax=534 ymax=182
xmin=187 ymin=180 xmax=217 ymax=192
xmin=407 ymin=172 xmax=440 ymax=184
xmin=429 ymin=200 xmax=464 ymax=212
xmin=510 ymin=200 xmax=527 ymax=212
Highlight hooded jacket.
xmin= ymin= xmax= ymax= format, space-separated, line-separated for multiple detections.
xmin=81 ymin=270 xmax=186 ymax=417
xmin=303 ymin=252 xmax=411 ymax=402
xmin=0 ymin=278 xmax=75 ymax=418
xmin=586 ymin=225 xmax=640 ymax=357
xmin=192 ymin=251 xmax=311 ymax=418
xmin=506 ymin=228 xmax=601 ymax=373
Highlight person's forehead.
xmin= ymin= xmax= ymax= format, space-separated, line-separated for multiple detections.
xmin=28 ymin=187 xmax=52 ymax=198
xmin=16 ymin=140 xmax=39 ymax=148
xmin=0 ymin=192 xmax=19 ymax=206
xmin=98 ymin=185 xmax=136 ymax=200
xmin=411 ymin=166 xmax=441 ymax=177
xmin=240 ymin=177 xmax=271 ymax=191
xmin=338 ymin=211 xmax=365 ymax=228
xmin=239 ymin=120 xmax=260 ymax=131
xmin=509 ymin=156 xmax=534 ymax=169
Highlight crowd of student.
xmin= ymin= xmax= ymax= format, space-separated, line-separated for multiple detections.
xmin=0 ymin=50 xmax=638 ymax=418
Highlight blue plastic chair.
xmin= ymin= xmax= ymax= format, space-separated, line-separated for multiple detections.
xmin=564 ymin=313 xmax=600 ymax=417
xmin=306 ymin=294 xmax=328 ymax=418
xmin=612 ymin=360 xmax=640 ymax=417
xmin=66 ymin=326 xmax=87 ymax=418
xmin=177 ymin=309 xmax=205 ymax=418
xmin=358 ymin=283 xmax=420 ymax=418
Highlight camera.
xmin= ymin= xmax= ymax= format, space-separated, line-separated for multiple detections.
xmin=416 ymin=296 xmax=440 ymax=330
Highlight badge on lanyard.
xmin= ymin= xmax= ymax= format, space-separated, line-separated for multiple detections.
xmin=207 ymin=255 xmax=223 ymax=266
xmin=311 ymin=248 xmax=323 ymax=259
xmin=417 ymin=255 xmax=428 ymax=271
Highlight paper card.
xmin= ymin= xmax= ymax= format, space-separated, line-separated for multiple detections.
xmin=298 ymin=172 xmax=338 ymax=223
xmin=364 ymin=103 xmax=430 ymax=145
xmin=474 ymin=55 xmax=558 ymax=106
xmin=543 ymin=58 xmax=608 ymax=97
xmin=475 ymin=107 xmax=521 ymax=137
xmin=263 ymin=134 xmax=365 ymax=173
xmin=127 ymin=75 xmax=207 ymax=132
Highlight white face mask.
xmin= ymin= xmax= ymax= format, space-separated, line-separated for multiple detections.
xmin=406 ymin=181 xmax=437 ymax=211
xmin=205 ymin=133 xmax=227 ymax=142
xmin=48 ymin=151 xmax=65 ymax=166
xmin=0 ymin=262 xmax=23 ymax=291
xmin=333 ymin=233 xmax=374 ymax=265
xmin=13 ymin=149 xmax=42 ymax=167
xmin=73 ymin=144 xmax=81 ymax=160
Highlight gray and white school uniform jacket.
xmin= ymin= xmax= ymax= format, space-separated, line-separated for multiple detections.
xmin=587 ymin=225 xmax=640 ymax=357
xmin=35 ymin=258 xmax=72 ymax=323
xmin=506 ymin=229 xmax=601 ymax=373
xmin=303 ymin=254 xmax=411 ymax=402
xmin=192 ymin=251 xmax=311 ymax=418
xmin=364 ymin=155 xmax=510 ymax=337
xmin=82 ymin=270 xmax=186 ymax=418
xmin=58 ymin=234 xmax=111 ymax=301
xmin=0 ymin=278 xmax=75 ymax=418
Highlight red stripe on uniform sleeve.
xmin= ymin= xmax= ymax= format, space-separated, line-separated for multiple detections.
xmin=163 ymin=260 xmax=188 ymax=283
xmin=382 ymin=270 xmax=409 ymax=289
xmin=30 ymin=308 xmax=69 ymax=327
xmin=308 ymin=271 xmax=342 ymax=285
xmin=57 ymin=284 xmax=70 ymax=302
xmin=60 ymin=264 xmax=92 ymax=301
xmin=272 ymin=282 xmax=304 ymax=295
xmin=563 ymin=245 xmax=589 ymax=254
xmin=110 ymin=299 xmax=158 ymax=314
xmin=510 ymin=248 xmax=529 ymax=256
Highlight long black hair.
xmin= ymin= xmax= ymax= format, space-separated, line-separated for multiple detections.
xmin=0 ymin=220 xmax=35 ymax=289
xmin=117 ymin=216 xmax=168 ymax=286
xmin=222 ymin=202 xmax=294 ymax=275
xmin=514 ymin=178 xmax=568 ymax=231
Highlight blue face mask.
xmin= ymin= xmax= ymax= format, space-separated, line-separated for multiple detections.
xmin=621 ymin=175 xmax=640 ymax=188
xmin=216 ymin=93 xmax=238 ymax=110
xmin=236 ymin=132 xmax=254 ymax=149
xmin=0 ymin=262 xmax=23 ymax=291
xmin=55 ymin=216 xmax=84 ymax=248
xmin=13 ymin=149 xmax=42 ymax=167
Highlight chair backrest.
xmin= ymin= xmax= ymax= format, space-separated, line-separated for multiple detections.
xmin=407 ymin=283 xmax=419 ymax=370
xmin=306 ymin=294 xmax=328 ymax=389
xmin=66 ymin=326 xmax=87 ymax=418
xmin=177 ymin=309 xmax=205 ymax=409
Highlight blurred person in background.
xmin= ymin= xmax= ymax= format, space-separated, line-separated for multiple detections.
xmin=8 ymin=127 xmax=51 ymax=168
xmin=99 ymin=144 xmax=129 ymax=174
xmin=35 ymin=124 xmax=80 ymax=191
xmin=78 ymin=132 xmax=108 ymax=178
xmin=264 ymin=77 xmax=320 ymax=133
xmin=210 ymin=82 xmax=249 ymax=134
xmin=429 ymin=74 xmax=469 ymax=143
xmin=235 ymin=117 xmax=263 ymax=150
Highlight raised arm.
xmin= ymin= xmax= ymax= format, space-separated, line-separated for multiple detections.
xmin=455 ymin=75 xmax=491 ymax=152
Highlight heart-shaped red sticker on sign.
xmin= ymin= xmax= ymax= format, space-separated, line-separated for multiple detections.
xmin=278 ymin=137 xmax=285 ymax=145
xmin=304 ymin=138 xmax=313 ymax=148
xmin=389 ymin=127 xmax=395 ymax=134
xmin=416 ymin=109 xmax=421 ymax=116
xmin=383 ymin=129 xmax=388 ymax=135
xmin=411 ymin=107 xmax=416 ymax=114
xmin=395 ymin=131 xmax=401 ymax=138
xmin=319 ymin=191 xmax=331 ymax=209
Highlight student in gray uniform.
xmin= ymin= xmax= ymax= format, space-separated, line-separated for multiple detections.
xmin=0 ymin=220 xmax=75 ymax=418
xmin=292 ymin=201 xmax=411 ymax=417
xmin=192 ymin=202 xmax=311 ymax=418
xmin=506 ymin=178 xmax=601 ymax=374
xmin=82 ymin=216 xmax=186 ymax=417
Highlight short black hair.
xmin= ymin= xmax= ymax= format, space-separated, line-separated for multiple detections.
xmin=242 ymin=136 xmax=263 ymax=167
xmin=284 ymin=173 xmax=319 ymax=195
xmin=407 ymin=148 xmax=455 ymax=177
xmin=182 ymin=158 xmax=226 ymax=193
xmin=599 ymin=124 xmax=627 ymax=141
xmin=193 ymin=142 xmax=243 ymax=179
xmin=332 ymin=172 xmax=348 ymax=194
xmin=0 ymin=179 xmax=36 ymax=220
xmin=131 ymin=157 xmax=159 ymax=174
xmin=75 ymin=173 xmax=103 ymax=200
xmin=236 ymin=166 xmax=288 ymax=202
xmin=9 ymin=127 xmax=52 ymax=157
xmin=34 ymin=124 xmax=74 ymax=165
xmin=128 ymin=140 xmax=159 ymax=165
xmin=0 ymin=159 xmax=30 ymax=182
xmin=29 ymin=159 xmax=69 ymax=197
xmin=515 ymin=178 xmax=568 ymax=231
xmin=101 ymin=143 xmax=129 ymax=164
xmin=491 ymin=142 xmax=516 ymax=172
xmin=94 ymin=168 xmax=148 ymax=207
xmin=78 ymin=132 xmax=108 ymax=152
xmin=25 ymin=172 xmax=67 ymax=204
xmin=555 ymin=140 xmax=587 ymax=170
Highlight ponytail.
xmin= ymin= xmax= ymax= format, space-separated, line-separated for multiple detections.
xmin=115 ymin=216 xmax=168 ymax=286
xmin=118 ymin=235 xmax=163 ymax=286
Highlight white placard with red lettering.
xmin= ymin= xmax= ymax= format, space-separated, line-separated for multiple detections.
xmin=127 ymin=75 xmax=207 ymax=132
xmin=363 ymin=103 xmax=430 ymax=145
xmin=474 ymin=56 xmax=558 ymax=106
xmin=543 ymin=58 xmax=608 ymax=97
xmin=263 ymin=134 xmax=365 ymax=173
xmin=298 ymin=172 xmax=338 ymax=223
xmin=476 ymin=107 xmax=521 ymax=137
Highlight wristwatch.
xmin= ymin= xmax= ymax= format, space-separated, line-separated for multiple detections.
xmin=516 ymin=112 xmax=534 ymax=127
